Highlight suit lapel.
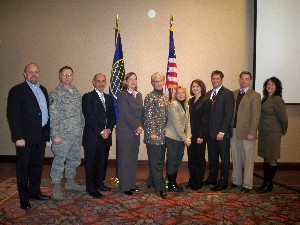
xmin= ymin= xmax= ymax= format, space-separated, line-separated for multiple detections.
xmin=216 ymin=86 xmax=224 ymax=99
xmin=92 ymin=90 xmax=106 ymax=111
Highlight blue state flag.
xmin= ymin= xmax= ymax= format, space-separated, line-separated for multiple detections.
xmin=109 ymin=27 xmax=125 ymax=122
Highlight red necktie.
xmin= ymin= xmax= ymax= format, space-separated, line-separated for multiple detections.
xmin=212 ymin=91 xmax=217 ymax=104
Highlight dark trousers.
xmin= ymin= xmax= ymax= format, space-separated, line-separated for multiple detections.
xmin=207 ymin=137 xmax=230 ymax=186
xmin=146 ymin=144 xmax=166 ymax=191
xmin=165 ymin=137 xmax=185 ymax=175
xmin=84 ymin=144 xmax=110 ymax=193
xmin=187 ymin=139 xmax=206 ymax=187
xmin=16 ymin=128 xmax=47 ymax=202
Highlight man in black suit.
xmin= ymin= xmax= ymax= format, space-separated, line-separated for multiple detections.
xmin=7 ymin=63 xmax=51 ymax=209
xmin=204 ymin=70 xmax=234 ymax=191
xmin=82 ymin=73 xmax=116 ymax=198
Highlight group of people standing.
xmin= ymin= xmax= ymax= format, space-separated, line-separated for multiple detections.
xmin=6 ymin=63 xmax=288 ymax=210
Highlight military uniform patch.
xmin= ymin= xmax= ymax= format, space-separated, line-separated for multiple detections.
xmin=49 ymin=96 xmax=54 ymax=105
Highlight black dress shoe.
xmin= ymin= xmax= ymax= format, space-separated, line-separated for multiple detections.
xmin=230 ymin=183 xmax=238 ymax=188
xmin=89 ymin=191 xmax=103 ymax=198
xmin=20 ymin=201 xmax=31 ymax=210
xmin=210 ymin=185 xmax=228 ymax=191
xmin=185 ymin=181 xmax=192 ymax=188
xmin=240 ymin=187 xmax=251 ymax=193
xmin=98 ymin=185 xmax=112 ymax=191
xmin=130 ymin=188 xmax=139 ymax=192
xmin=191 ymin=185 xmax=202 ymax=190
xmin=159 ymin=190 xmax=167 ymax=199
xmin=124 ymin=191 xmax=133 ymax=195
xmin=203 ymin=180 xmax=217 ymax=186
xmin=30 ymin=194 xmax=51 ymax=200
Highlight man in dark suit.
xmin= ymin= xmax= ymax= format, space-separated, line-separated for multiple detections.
xmin=204 ymin=70 xmax=234 ymax=191
xmin=7 ymin=63 xmax=51 ymax=210
xmin=82 ymin=73 xmax=116 ymax=198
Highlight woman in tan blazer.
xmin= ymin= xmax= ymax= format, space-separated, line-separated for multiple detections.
xmin=256 ymin=77 xmax=288 ymax=193
xmin=165 ymin=85 xmax=191 ymax=192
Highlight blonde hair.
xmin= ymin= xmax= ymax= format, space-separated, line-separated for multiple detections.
xmin=151 ymin=72 xmax=165 ymax=86
xmin=172 ymin=85 xmax=188 ymax=102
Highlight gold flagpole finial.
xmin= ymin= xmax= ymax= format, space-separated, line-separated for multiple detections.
xmin=116 ymin=15 xmax=119 ymax=29
xmin=114 ymin=15 xmax=119 ymax=47
xmin=170 ymin=15 xmax=174 ymax=31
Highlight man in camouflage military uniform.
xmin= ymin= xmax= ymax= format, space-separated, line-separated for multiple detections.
xmin=49 ymin=66 xmax=85 ymax=200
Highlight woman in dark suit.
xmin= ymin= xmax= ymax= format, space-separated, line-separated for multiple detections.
xmin=256 ymin=77 xmax=288 ymax=193
xmin=117 ymin=72 xmax=143 ymax=195
xmin=186 ymin=79 xmax=210 ymax=190
xmin=165 ymin=85 xmax=191 ymax=192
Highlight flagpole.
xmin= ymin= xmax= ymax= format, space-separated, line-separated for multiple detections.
xmin=169 ymin=15 xmax=174 ymax=101
xmin=169 ymin=15 xmax=172 ymax=101
xmin=166 ymin=14 xmax=178 ymax=102
xmin=115 ymin=15 xmax=119 ymax=45
xmin=109 ymin=14 xmax=125 ymax=187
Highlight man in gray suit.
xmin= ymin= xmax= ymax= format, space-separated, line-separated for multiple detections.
xmin=204 ymin=70 xmax=234 ymax=191
xmin=230 ymin=71 xmax=261 ymax=193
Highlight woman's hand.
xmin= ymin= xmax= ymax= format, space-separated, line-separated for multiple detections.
xmin=150 ymin=133 xmax=157 ymax=140
xmin=134 ymin=126 xmax=143 ymax=135
xmin=196 ymin=138 xmax=204 ymax=144
xmin=185 ymin=138 xmax=191 ymax=147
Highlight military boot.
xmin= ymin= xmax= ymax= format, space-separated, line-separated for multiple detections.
xmin=52 ymin=183 xmax=64 ymax=201
xmin=65 ymin=178 xmax=86 ymax=192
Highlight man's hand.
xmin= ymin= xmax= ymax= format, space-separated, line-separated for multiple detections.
xmin=16 ymin=139 xmax=25 ymax=147
xmin=246 ymin=133 xmax=255 ymax=141
xmin=52 ymin=137 xmax=62 ymax=145
xmin=216 ymin=132 xmax=224 ymax=141
xmin=101 ymin=129 xmax=111 ymax=139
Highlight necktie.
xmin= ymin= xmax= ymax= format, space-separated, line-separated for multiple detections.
xmin=100 ymin=94 xmax=106 ymax=111
xmin=239 ymin=90 xmax=245 ymax=95
xmin=211 ymin=90 xmax=217 ymax=104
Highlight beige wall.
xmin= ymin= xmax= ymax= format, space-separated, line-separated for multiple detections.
xmin=1 ymin=0 xmax=299 ymax=162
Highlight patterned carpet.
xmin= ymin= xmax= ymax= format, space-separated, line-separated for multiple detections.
xmin=0 ymin=178 xmax=300 ymax=224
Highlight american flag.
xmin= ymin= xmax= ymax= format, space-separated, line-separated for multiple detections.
xmin=166 ymin=16 xmax=178 ymax=101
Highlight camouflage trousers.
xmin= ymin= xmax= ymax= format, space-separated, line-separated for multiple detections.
xmin=50 ymin=137 xmax=82 ymax=184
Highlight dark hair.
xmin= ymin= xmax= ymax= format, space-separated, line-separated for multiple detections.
xmin=190 ymin=79 xmax=206 ymax=96
xmin=239 ymin=71 xmax=252 ymax=80
xmin=59 ymin=66 xmax=73 ymax=74
xmin=263 ymin=76 xmax=283 ymax=97
xmin=122 ymin=72 xmax=137 ymax=91
xmin=211 ymin=70 xmax=224 ymax=79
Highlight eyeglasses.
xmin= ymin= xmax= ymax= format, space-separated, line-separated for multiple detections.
xmin=154 ymin=80 xmax=164 ymax=84
xmin=61 ymin=73 xmax=73 ymax=77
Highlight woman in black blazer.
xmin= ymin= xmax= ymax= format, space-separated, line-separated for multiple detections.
xmin=186 ymin=79 xmax=210 ymax=190
xmin=117 ymin=72 xmax=143 ymax=195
